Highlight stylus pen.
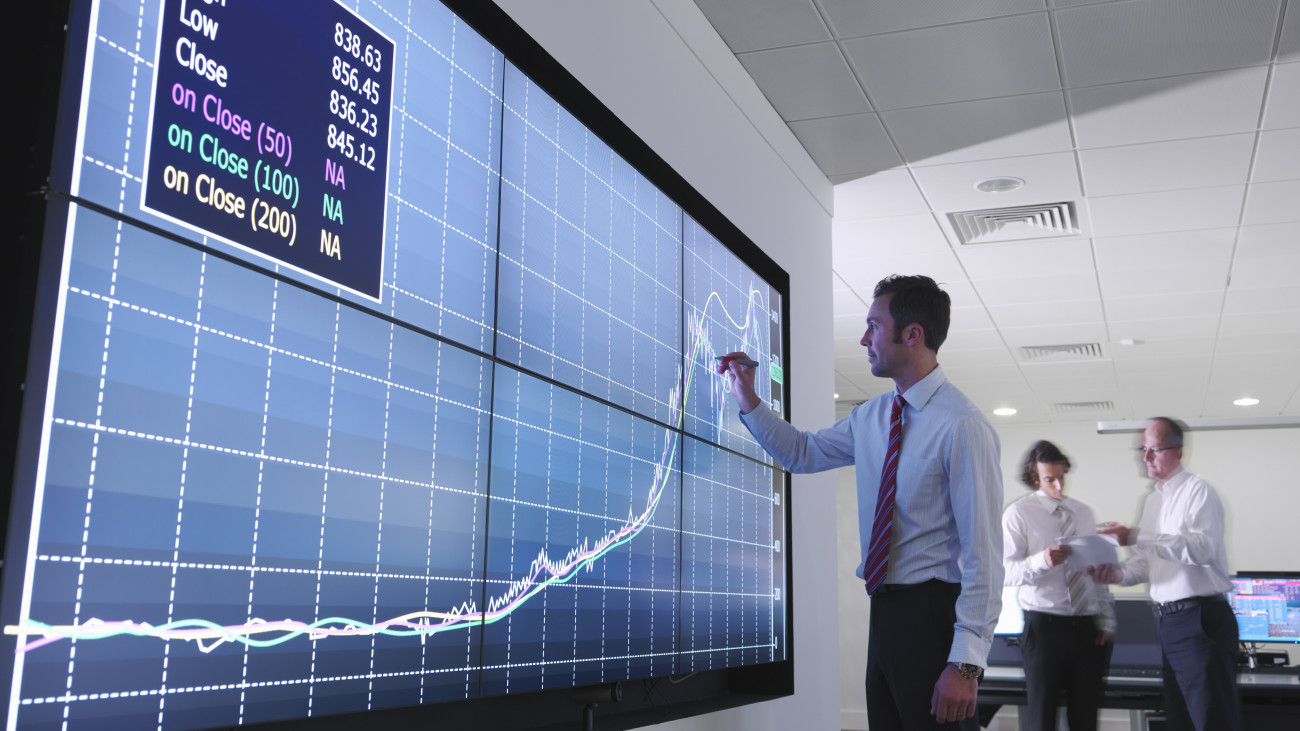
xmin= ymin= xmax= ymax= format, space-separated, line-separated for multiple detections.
xmin=715 ymin=355 xmax=760 ymax=368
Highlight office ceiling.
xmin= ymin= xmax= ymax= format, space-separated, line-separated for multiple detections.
xmin=694 ymin=0 xmax=1300 ymax=424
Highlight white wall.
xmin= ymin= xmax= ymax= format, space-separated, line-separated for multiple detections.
xmin=493 ymin=1 xmax=841 ymax=729
xmin=837 ymin=409 xmax=1300 ymax=728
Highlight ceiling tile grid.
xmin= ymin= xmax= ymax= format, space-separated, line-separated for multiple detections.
xmin=693 ymin=0 xmax=1300 ymax=422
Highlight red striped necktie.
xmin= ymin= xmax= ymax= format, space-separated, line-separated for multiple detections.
xmin=864 ymin=393 xmax=905 ymax=595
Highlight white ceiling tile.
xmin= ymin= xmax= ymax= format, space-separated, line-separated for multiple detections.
xmin=998 ymin=322 xmax=1109 ymax=348
xmin=1093 ymin=229 xmax=1236 ymax=272
xmin=1202 ymin=365 xmax=1300 ymax=415
xmin=1113 ymin=355 xmax=1212 ymax=376
xmin=1251 ymin=127 xmax=1300 ymax=182
xmin=1105 ymin=291 xmax=1225 ymax=321
xmin=1080 ymin=134 xmax=1256 ymax=196
xmin=788 ymin=113 xmax=903 ymax=177
xmin=737 ymin=43 xmax=870 ymax=120
xmin=834 ymin=313 xmax=868 ymax=341
xmin=937 ymin=278 xmax=984 ymax=309
xmin=834 ymin=249 xmax=967 ymax=292
xmin=1020 ymin=359 xmax=1116 ymax=383
xmin=1219 ymin=309 xmax=1300 ymax=335
xmin=988 ymin=298 xmax=1104 ymax=328
xmin=1280 ymin=1 xmax=1300 ymax=59
xmin=836 ymin=364 xmax=893 ymax=393
xmin=818 ymin=0 xmax=1047 ymax=38
xmin=1027 ymin=381 xmax=1120 ymax=407
xmin=1243 ymin=180 xmax=1300 ymax=225
xmin=958 ymin=238 xmax=1095 ymax=280
xmin=1107 ymin=317 xmax=1219 ymax=343
xmin=841 ymin=13 xmax=1060 ymax=110
xmin=882 ymin=92 xmax=1072 ymax=166
xmin=1231 ymin=222 xmax=1300 ymax=289
xmin=1223 ymin=285 xmax=1300 ymax=313
xmin=974 ymin=272 xmax=1101 ymax=305
xmin=1069 ymin=67 xmax=1269 ymax=148
xmin=941 ymin=363 xmax=1025 ymax=383
xmin=693 ymin=0 xmax=832 ymax=53
xmin=833 ymin=373 xmax=871 ymax=402
xmin=910 ymin=151 xmax=1082 ymax=213
xmin=1263 ymin=61 xmax=1300 ymax=129
xmin=834 ymin=334 xmax=866 ymax=357
xmin=1055 ymin=0 xmax=1281 ymax=88
xmin=1121 ymin=373 xmax=1213 ymax=417
xmin=833 ymin=214 xmax=952 ymax=253
xmin=1099 ymin=267 xmax=1229 ymax=299
xmin=832 ymin=287 xmax=868 ymax=313
xmin=942 ymin=328 xmax=1009 ymax=351
xmin=951 ymin=305 xmax=997 ymax=331
xmin=1216 ymin=331 xmax=1300 ymax=353
xmin=1106 ymin=337 xmax=1218 ymax=360
xmin=834 ymin=169 xmax=931 ymax=218
xmin=939 ymin=347 xmax=1018 ymax=368
xmin=1088 ymin=186 xmax=1246 ymax=237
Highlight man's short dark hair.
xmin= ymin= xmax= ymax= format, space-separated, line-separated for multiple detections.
xmin=1148 ymin=416 xmax=1185 ymax=448
xmin=873 ymin=274 xmax=951 ymax=352
xmin=1020 ymin=440 xmax=1071 ymax=489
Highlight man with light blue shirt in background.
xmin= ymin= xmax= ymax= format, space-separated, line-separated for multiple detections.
xmin=718 ymin=274 xmax=1003 ymax=730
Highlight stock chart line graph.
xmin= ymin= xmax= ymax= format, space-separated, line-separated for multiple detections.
xmin=6 ymin=284 xmax=761 ymax=658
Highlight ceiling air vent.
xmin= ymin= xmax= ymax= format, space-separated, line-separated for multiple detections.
xmin=949 ymin=201 xmax=1079 ymax=245
xmin=1050 ymin=401 xmax=1117 ymax=413
xmin=1019 ymin=343 xmax=1104 ymax=362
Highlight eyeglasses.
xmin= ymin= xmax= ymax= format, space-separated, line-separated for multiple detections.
xmin=1134 ymin=446 xmax=1178 ymax=457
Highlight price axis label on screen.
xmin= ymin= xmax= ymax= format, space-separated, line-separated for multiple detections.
xmin=141 ymin=0 xmax=394 ymax=300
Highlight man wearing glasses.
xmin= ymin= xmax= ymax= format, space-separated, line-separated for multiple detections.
xmin=1087 ymin=417 xmax=1240 ymax=731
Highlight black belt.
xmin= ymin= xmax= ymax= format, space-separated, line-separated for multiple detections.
xmin=869 ymin=578 xmax=953 ymax=597
xmin=1154 ymin=594 xmax=1227 ymax=617
xmin=1023 ymin=610 xmax=1098 ymax=625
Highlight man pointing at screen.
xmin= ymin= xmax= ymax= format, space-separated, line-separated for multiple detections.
xmin=719 ymin=274 xmax=1003 ymax=729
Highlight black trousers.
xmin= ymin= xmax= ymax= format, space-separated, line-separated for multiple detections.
xmin=1156 ymin=596 xmax=1242 ymax=731
xmin=1019 ymin=611 xmax=1109 ymax=731
xmin=866 ymin=580 xmax=977 ymax=731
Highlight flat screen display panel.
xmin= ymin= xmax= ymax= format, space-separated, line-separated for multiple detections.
xmin=1231 ymin=574 xmax=1300 ymax=643
xmin=1 ymin=1 xmax=790 ymax=728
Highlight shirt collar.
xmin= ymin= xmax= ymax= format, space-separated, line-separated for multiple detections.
xmin=1156 ymin=466 xmax=1188 ymax=492
xmin=1033 ymin=490 xmax=1065 ymax=511
xmin=898 ymin=364 xmax=946 ymax=411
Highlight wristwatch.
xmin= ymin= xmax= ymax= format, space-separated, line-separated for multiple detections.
xmin=952 ymin=662 xmax=983 ymax=681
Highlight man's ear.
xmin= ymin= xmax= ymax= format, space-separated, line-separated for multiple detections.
xmin=903 ymin=323 xmax=925 ymax=348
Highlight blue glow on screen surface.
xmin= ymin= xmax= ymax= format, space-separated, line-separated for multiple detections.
xmin=4 ymin=0 xmax=788 ymax=728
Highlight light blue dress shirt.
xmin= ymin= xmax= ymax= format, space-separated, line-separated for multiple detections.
xmin=740 ymin=365 xmax=1003 ymax=667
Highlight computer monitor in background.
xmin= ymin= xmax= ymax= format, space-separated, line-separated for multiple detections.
xmin=1230 ymin=573 xmax=1300 ymax=644
xmin=995 ymin=586 xmax=1026 ymax=636
xmin=988 ymin=586 xmax=1026 ymax=667
xmin=1108 ymin=599 xmax=1162 ymax=674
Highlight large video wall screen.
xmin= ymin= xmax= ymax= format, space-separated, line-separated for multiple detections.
xmin=3 ymin=0 xmax=788 ymax=728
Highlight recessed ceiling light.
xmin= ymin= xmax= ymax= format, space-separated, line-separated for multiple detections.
xmin=833 ymin=393 xmax=840 ymax=399
xmin=993 ymin=407 xmax=1017 ymax=416
xmin=974 ymin=176 xmax=1025 ymax=193
xmin=1233 ymin=397 xmax=1260 ymax=407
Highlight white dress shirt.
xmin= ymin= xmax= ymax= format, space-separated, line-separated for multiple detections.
xmin=1003 ymin=491 xmax=1115 ymax=632
xmin=1117 ymin=467 xmax=1232 ymax=604
xmin=740 ymin=365 xmax=1003 ymax=668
